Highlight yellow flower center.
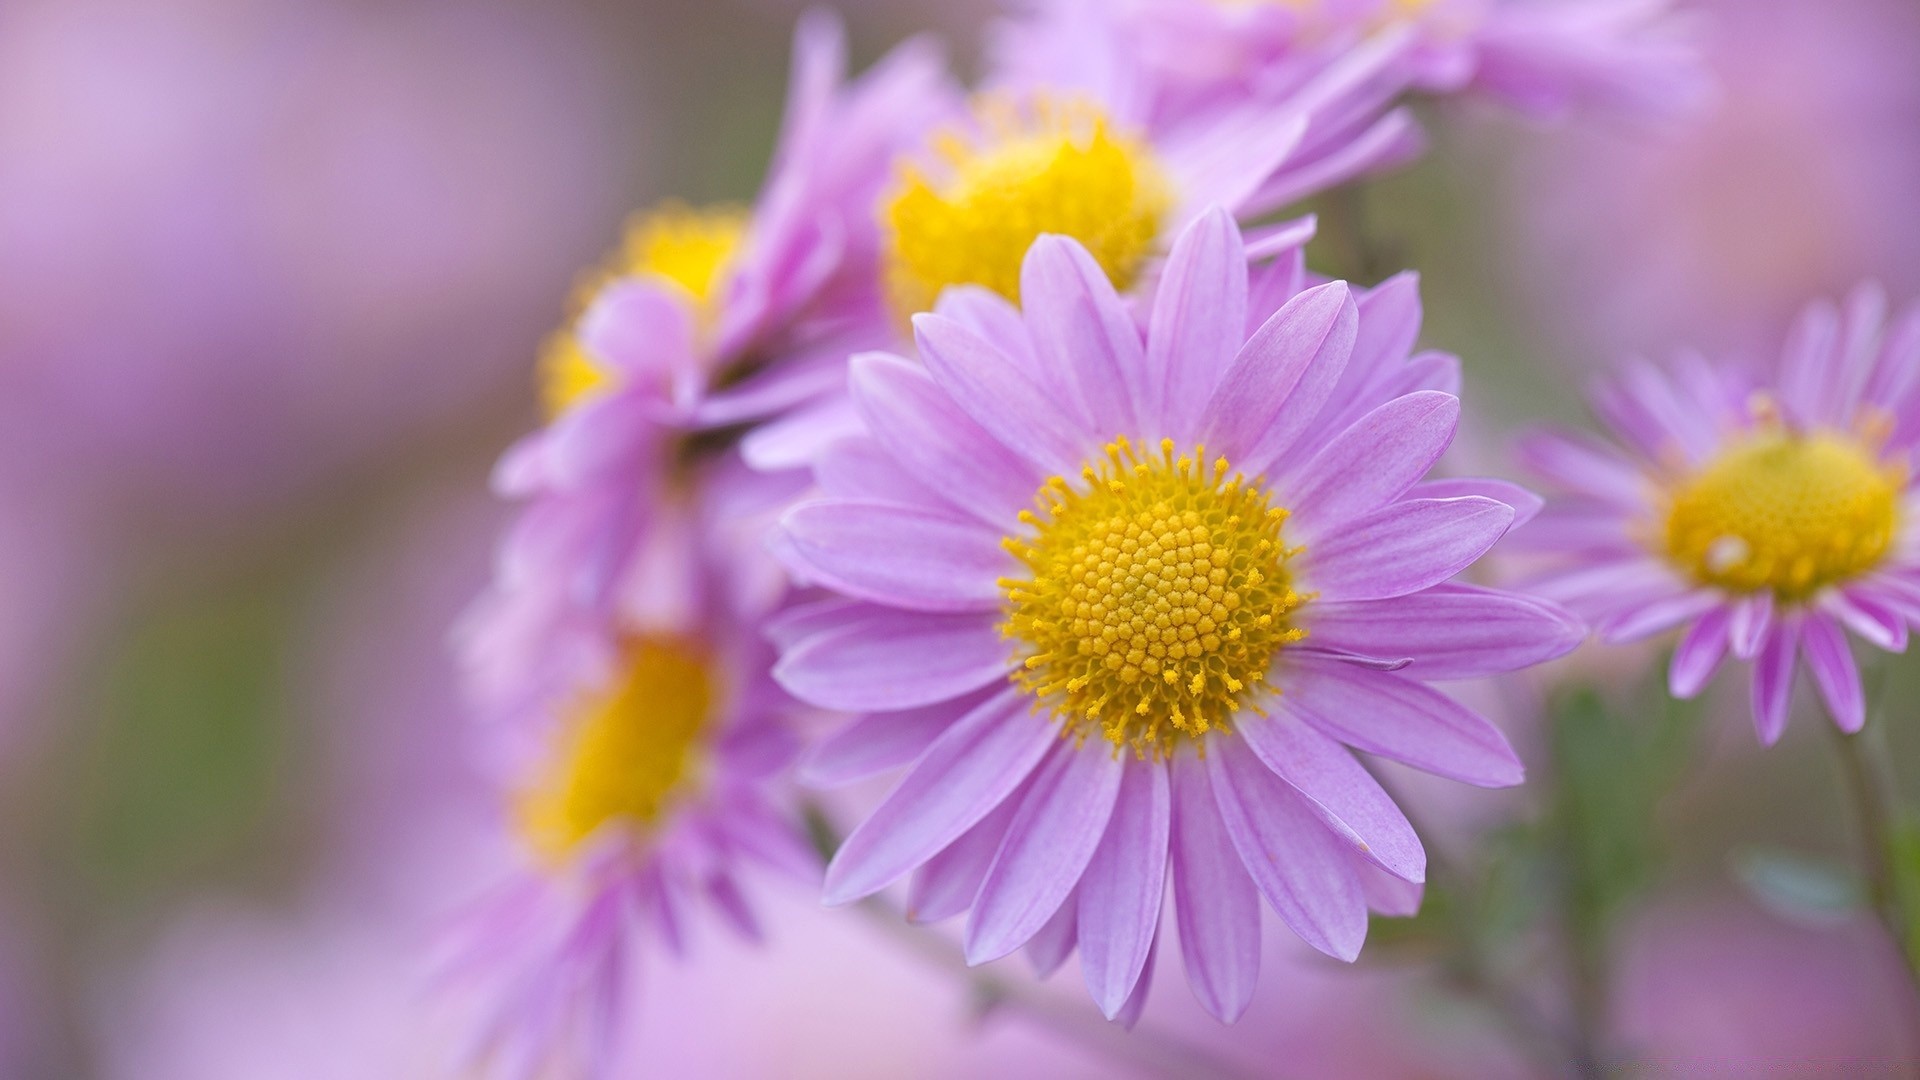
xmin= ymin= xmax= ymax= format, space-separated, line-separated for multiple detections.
xmin=519 ymin=637 xmax=716 ymax=857
xmin=1001 ymin=438 xmax=1307 ymax=757
xmin=538 ymin=203 xmax=748 ymax=418
xmin=1662 ymin=431 xmax=1903 ymax=601
xmin=881 ymin=97 xmax=1172 ymax=314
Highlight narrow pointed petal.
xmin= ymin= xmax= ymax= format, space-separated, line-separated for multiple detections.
xmin=1197 ymin=282 xmax=1358 ymax=464
xmin=1024 ymin=889 xmax=1079 ymax=978
xmin=1751 ymin=619 xmax=1800 ymax=746
xmin=1302 ymin=497 xmax=1514 ymax=602
xmin=1287 ymin=391 xmax=1461 ymax=538
xmin=1239 ymin=713 xmax=1425 ymax=883
xmin=1021 ymin=235 xmax=1150 ymax=438
xmin=1169 ymin=752 xmax=1260 ymax=1023
xmin=913 ymin=312 xmax=1091 ymax=474
xmin=780 ymin=500 xmax=1007 ymax=613
xmin=1800 ymin=615 xmax=1865 ymax=733
xmin=1669 ymin=605 xmax=1731 ymax=698
xmin=850 ymin=352 xmax=1039 ymax=525
xmin=907 ymin=789 xmax=1024 ymax=924
xmin=1149 ymin=207 xmax=1248 ymax=443
xmin=1206 ymin=739 xmax=1368 ymax=962
xmin=1303 ymin=584 xmax=1583 ymax=679
xmin=824 ymin=690 xmax=1054 ymax=904
xmin=965 ymin=745 xmax=1124 ymax=963
xmin=1282 ymin=661 xmax=1525 ymax=787
xmin=774 ymin=609 xmax=1008 ymax=711
xmin=1078 ymin=757 xmax=1171 ymax=1018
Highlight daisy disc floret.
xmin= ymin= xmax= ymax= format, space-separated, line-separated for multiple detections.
xmin=1518 ymin=283 xmax=1920 ymax=743
xmin=1005 ymin=438 xmax=1305 ymax=752
xmin=775 ymin=210 xmax=1578 ymax=1023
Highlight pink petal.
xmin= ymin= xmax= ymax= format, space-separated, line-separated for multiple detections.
xmin=1800 ymin=615 xmax=1865 ymax=733
xmin=1751 ymin=619 xmax=1800 ymax=746
xmin=780 ymin=499 xmax=1008 ymax=613
xmin=1021 ymin=235 xmax=1150 ymax=438
xmin=1411 ymin=477 xmax=1544 ymax=528
xmin=1301 ymin=496 xmax=1514 ymax=602
xmin=1729 ymin=593 xmax=1775 ymax=660
xmin=1206 ymin=739 xmax=1368 ymax=962
xmin=850 ymin=352 xmax=1038 ymax=525
xmin=1239 ymin=713 xmax=1425 ymax=883
xmin=1024 ymin=888 xmax=1079 ymax=978
xmin=907 ymin=788 xmax=1023 ymax=924
xmin=1597 ymin=589 xmax=1724 ymax=643
xmin=1282 ymin=661 xmax=1525 ymax=787
xmin=1169 ymin=752 xmax=1260 ymax=1023
xmin=774 ymin=608 xmax=1008 ymax=711
xmin=1515 ymin=429 xmax=1650 ymax=509
xmin=1287 ymin=391 xmax=1460 ymax=539
xmin=1197 ymin=281 xmax=1357 ymax=467
xmin=1148 ymin=207 xmax=1248 ymax=444
xmin=1669 ymin=604 xmax=1732 ymax=699
xmin=965 ymin=744 xmax=1124 ymax=963
xmin=1304 ymin=583 xmax=1583 ymax=679
xmin=913 ymin=312 xmax=1091 ymax=475
xmin=823 ymin=690 xmax=1055 ymax=904
xmin=1077 ymin=756 xmax=1171 ymax=1019
xmin=1113 ymin=935 xmax=1158 ymax=1031
xmin=799 ymin=700 xmax=969 ymax=789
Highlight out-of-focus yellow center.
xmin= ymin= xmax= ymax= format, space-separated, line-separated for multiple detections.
xmin=882 ymin=97 xmax=1171 ymax=314
xmin=519 ymin=637 xmax=716 ymax=857
xmin=1001 ymin=438 xmax=1306 ymax=757
xmin=537 ymin=204 xmax=748 ymax=418
xmin=1662 ymin=432 xmax=1902 ymax=601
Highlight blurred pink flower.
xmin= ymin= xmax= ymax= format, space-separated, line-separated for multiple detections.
xmin=1506 ymin=0 xmax=1920 ymax=364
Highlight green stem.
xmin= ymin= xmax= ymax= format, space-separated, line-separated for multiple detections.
xmin=1830 ymin=725 xmax=1920 ymax=1058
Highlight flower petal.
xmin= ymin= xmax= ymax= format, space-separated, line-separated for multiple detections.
xmin=1304 ymin=584 xmax=1583 ymax=679
xmin=799 ymin=702 xmax=956 ymax=789
xmin=1149 ymin=207 xmax=1248 ymax=444
xmin=850 ymin=352 xmax=1039 ymax=525
xmin=1800 ymin=615 xmax=1864 ymax=733
xmin=1021 ymin=235 xmax=1150 ymax=439
xmin=780 ymin=500 xmax=1008 ymax=613
xmin=965 ymin=743 xmax=1124 ymax=963
xmin=774 ymin=608 xmax=1008 ymax=711
xmin=1287 ymin=391 xmax=1460 ymax=539
xmin=1669 ymin=604 xmax=1731 ymax=699
xmin=1197 ymin=281 xmax=1357 ymax=466
xmin=1751 ymin=618 xmax=1800 ymax=746
xmin=907 ymin=789 xmax=1023 ymax=924
xmin=913 ymin=312 xmax=1092 ymax=474
xmin=1077 ymin=756 xmax=1171 ymax=1019
xmin=1169 ymin=753 xmax=1261 ymax=1023
xmin=1024 ymin=886 xmax=1080 ymax=978
xmin=1206 ymin=739 xmax=1368 ymax=962
xmin=1282 ymin=661 xmax=1525 ymax=787
xmin=1239 ymin=713 xmax=1425 ymax=883
xmin=1301 ymin=497 xmax=1514 ymax=602
xmin=823 ymin=689 xmax=1055 ymax=904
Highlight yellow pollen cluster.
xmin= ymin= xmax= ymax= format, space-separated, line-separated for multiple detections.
xmin=1001 ymin=438 xmax=1307 ymax=757
xmin=538 ymin=203 xmax=748 ymax=418
xmin=1662 ymin=430 xmax=1903 ymax=601
xmin=519 ymin=637 xmax=716 ymax=858
xmin=882 ymin=97 xmax=1172 ymax=315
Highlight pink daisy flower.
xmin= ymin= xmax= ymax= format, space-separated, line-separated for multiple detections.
xmin=863 ymin=1 xmax=1420 ymax=326
xmin=465 ymin=12 xmax=953 ymax=729
xmin=1517 ymin=284 xmax=1920 ymax=744
xmin=444 ymin=454 xmax=819 ymax=1078
xmin=771 ymin=210 xmax=1580 ymax=1022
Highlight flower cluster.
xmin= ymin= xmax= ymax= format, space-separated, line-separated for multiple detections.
xmin=439 ymin=1 xmax=1920 ymax=1075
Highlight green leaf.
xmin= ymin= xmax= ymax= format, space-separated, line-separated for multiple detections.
xmin=1730 ymin=846 xmax=1865 ymax=924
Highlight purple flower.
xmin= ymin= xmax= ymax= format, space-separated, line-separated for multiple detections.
xmin=994 ymin=0 xmax=1706 ymax=130
xmin=1515 ymin=284 xmax=1920 ymax=743
xmin=467 ymin=12 xmax=951 ymax=733
xmin=872 ymin=2 xmax=1421 ymax=321
xmin=444 ymin=455 xmax=820 ymax=1078
xmin=771 ymin=211 xmax=1579 ymax=1023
